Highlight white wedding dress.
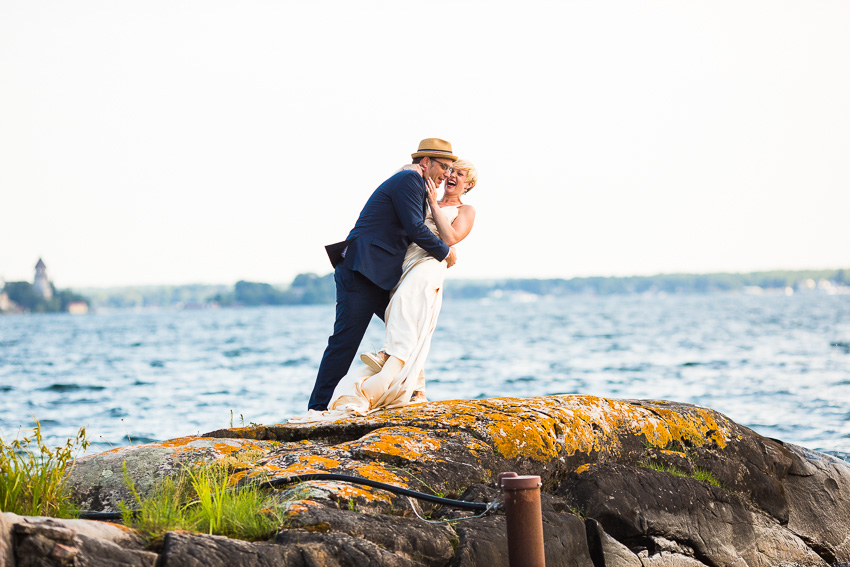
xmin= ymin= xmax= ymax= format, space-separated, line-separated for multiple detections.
xmin=291 ymin=205 xmax=460 ymax=421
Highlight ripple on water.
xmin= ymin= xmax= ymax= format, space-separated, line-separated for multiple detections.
xmin=223 ymin=348 xmax=253 ymax=358
xmin=92 ymin=407 xmax=128 ymax=418
xmin=54 ymin=398 xmax=102 ymax=405
xmin=603 ymin=364 xmax=653 ymax=373
xmin=39 ymin=384 xmax=106 ymax=392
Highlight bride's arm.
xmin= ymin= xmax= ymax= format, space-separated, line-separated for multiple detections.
xmin=400 ymin=164 xmax=422 ymax=174
xmin=426 ymin=178 xmax=476 ymax=246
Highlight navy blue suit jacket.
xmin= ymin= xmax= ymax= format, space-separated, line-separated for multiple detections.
xmin=334 ymin=170 xmax=450 ymax=291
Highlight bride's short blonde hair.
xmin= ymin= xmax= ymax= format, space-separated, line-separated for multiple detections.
xmin=452 ymin=159 xmax=478 ymax=193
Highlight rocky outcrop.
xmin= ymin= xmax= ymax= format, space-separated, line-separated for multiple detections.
xmin=67 ymin=435 xmax=276 ymax=513
xmin=8 ymin=395 xmax=850 ymax=566
xmin=0 ymin=513 xmax=156 ymax=567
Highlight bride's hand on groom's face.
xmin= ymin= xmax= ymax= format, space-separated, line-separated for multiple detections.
xmin=425 ymin=178 xmax=438 ymax=204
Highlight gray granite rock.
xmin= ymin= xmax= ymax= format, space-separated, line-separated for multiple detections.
xmin=3 ymin=514 xmax=156 ymax=567
xmin=13 ymin=395 xmax=850 ymax=565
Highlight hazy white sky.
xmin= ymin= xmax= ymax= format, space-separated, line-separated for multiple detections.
xmin=2 ymin=1 xmax=848 ymax=288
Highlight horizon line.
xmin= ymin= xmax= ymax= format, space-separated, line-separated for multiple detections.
xmin=49 ymin=265 xmax=850 ymax=290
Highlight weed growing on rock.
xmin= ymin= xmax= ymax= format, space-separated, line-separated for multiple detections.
xmin=688 ymin=467 xmax=723 ymax=487
xmin=639 ymin=459 xmax=722 ymax=488
xmin=120 ymin=462 xmax=190 ymax=537
xmin=568 ymin=505 xmax=586 ymax=519
xmin=219 ymin=448 xmax=266 ymax=470
xmin=0 ymin=420 xmax=89 ymax=517
xmin=120 ymin=455 xmax=287 ymax=542
xmin=187 ymin=464 xmax=228 ymax=534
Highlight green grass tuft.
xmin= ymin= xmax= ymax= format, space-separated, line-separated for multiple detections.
xmin=0 ymin=421 xmax=89 ymax=517
xmin=121 ymin=457 xmax=287 ymax=542
xmin=639 ymin=459 xmax=722 ymax=487
xmin=568 ymin=505 xmax=586 ymax=518
xmin=689 ymin=467 xmax=722 ymax=487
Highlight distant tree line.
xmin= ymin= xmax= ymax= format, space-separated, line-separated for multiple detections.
xmin=54 ymin=268 xmax=849 ymax=310
xmin=445 ymin=269 xmax=850 ymax=299
xmin=1 ymin=282 xmax=89 ymax=313
xmin=79 ymin=284 xmax=231 ymax=310
xmin=209 ymin=273 xmax=335 ymax=307
xmin=207 ymin=268 xmax=849 ymax=307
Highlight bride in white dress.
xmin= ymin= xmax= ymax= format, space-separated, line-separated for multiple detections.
xmin=294 ymin=159 xmax=478 ymax=420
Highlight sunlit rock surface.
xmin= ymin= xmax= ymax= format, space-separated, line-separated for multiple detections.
xmin=33 ymin=395 xmax=850 ymax=565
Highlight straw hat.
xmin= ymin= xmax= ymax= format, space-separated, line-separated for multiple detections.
xmin=411 ymin=138 xmax=458 ymax=161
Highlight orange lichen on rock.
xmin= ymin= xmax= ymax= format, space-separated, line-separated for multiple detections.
xmin=482 ymin=408 xmax=561 ymax=461
xmin=377 ymin=395 xmax=624 ymax=461
xmin=635 ymin=405 xmax=731 ymax=450
xmin=198 ymin=396 xmax=736 ymax=486
xmin=283 ymin=501 xmax=312 ymax=516
xmin=352 ymin=462 xmax=409 ymax=487
xmin=296 ymin=454 xmax=342 ymax=470
xmin=135 ymin=436 xmax=274 ymax=459
xmin=336 ymin=395 xmax=735 ymax=463
xmin=244 ymin=446 xmax=407 ymax=496
xmin=346 ymin=426 xmax=443 ymax=463
xmin=542 ymin=396 xmax=732 ymax=457
xmin=308 ymin=481 xmax=393 ymax=505
xmin=229 ymin=470 xmax=250 ymax=485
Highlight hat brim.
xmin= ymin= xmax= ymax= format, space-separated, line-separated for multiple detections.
xmin=411 ymin=151 xmax=458 ymax=161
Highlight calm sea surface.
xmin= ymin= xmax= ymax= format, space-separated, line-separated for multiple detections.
xmin=2 ymin=293 xmax=850 ymax=458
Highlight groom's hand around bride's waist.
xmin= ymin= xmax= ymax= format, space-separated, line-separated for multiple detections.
xmin=446 ymin=247 xmax=457 ymax=268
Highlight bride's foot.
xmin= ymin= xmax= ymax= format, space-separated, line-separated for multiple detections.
xmin=411 ymin=390 xmax=428 ymax=403
xmin=360 ymin=355 xmax=404 ymax=405
xmin=360 ymin=351 xmax=389 ymax=373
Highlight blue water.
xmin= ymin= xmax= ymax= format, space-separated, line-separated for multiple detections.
xmin=2 ymin=293 xmax=849 ymax=457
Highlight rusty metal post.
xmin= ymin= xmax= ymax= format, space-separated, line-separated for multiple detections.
xmin=501 ymin=473 xmax=545 ymax=567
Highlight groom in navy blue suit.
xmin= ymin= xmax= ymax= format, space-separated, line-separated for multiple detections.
xmin=308 ymin=138 xmax=458 ymax=410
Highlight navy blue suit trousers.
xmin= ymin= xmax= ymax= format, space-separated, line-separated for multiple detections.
xmin=307 ymin=265 xmax=389 ymax=410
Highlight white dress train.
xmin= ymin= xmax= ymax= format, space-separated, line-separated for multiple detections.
xmin=290 ymin=205 xmax=460 ymax=422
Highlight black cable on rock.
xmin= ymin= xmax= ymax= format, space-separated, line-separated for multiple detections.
xmin=78 ymin=510 xmax=126 ymax=520
xmin=77 ymin=472 xmax=493 ymax=520
xmin=261 ymin=473 xmax=491 ymax=511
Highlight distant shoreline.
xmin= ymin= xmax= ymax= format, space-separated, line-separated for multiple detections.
xmin=52 ymin=268 xmax=848 ymax=311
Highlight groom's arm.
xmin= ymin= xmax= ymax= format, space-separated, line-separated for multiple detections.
xmin=390 ymin=172 xmax=451 ymax=261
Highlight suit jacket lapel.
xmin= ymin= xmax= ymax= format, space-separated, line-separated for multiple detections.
xmin=421 ymin=177 xmax=428 ymax=217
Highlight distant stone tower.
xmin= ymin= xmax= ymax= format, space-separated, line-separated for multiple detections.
xmin=34 ymin=258 xmax=53 ymax=300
